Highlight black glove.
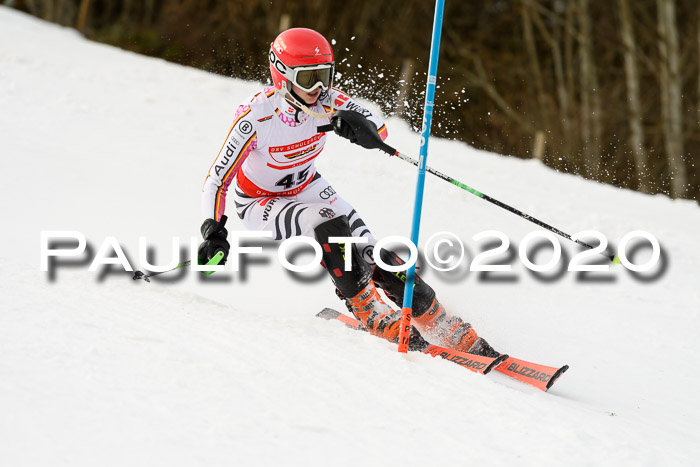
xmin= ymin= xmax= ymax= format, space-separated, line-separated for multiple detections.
xmin=198 ymin=215 xmax=230 ymax=265
xmin=331 ymin=113 xmax=360 ymax=140
xmin=330 ymin=109 xmax=381 ymax=150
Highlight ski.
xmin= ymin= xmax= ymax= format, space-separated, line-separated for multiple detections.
xmin=317 ymin=308 xmax=507 ymax=375
xmin=316 ymin=308 xmax=568 ymax=391
xmin=495 ymin=356 xmax=569 ymax=392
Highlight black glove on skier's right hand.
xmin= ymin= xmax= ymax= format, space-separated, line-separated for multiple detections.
xmin=198 ymin=215 xmax=230 ymax=265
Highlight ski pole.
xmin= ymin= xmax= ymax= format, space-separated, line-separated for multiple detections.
xmin=133 ymin=260 xmax=191 ymax=282
xmin=132 ymin=250 xmax=226 ymax=282
xmin=387 ymin=151 xmax=617 ymax=262
xmin=132 ymin=245 xmax=224 ymax=282
xmin=133 ymin=216 xmax=230 ymax=282
xmin=318 ymin=116 xmax=618 ymax=263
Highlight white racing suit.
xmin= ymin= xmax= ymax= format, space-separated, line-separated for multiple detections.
xmin=201 ymin=86 xmax=388 ymax=264
xmin=200 ymin=86 xmax=501 ymax=358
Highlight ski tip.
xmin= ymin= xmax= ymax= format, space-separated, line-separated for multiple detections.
xmin=545 ymin=364 xmax=570 ymax=391
xmin=317 ymin=308 xmax=342 ymax=320
xmin=484 ymin=354 xmax=509 ymax=375
xmin=611 ymin=254 xmax=621 ymax=266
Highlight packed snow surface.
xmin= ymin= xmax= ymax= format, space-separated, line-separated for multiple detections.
xmin=1 ymin=7 xmax=699 ymax=466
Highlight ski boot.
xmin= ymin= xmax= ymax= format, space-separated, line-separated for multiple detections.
xmin=315 ymin=216 xmax=428 ymax=350
xmin=371 ymin=249 xmax=501 ymax=358
xmin=343 ymin=280 xmax=402 ymax=341
xmin=412 ymin=297 xmax=501 ymax=358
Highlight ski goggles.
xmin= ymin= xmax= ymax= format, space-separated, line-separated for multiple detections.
xmin=291 ymin=63 xmax=334 ymax=92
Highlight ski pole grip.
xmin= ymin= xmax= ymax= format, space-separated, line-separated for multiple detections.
xmin=317 ymin=124 xmax=334 ymax=133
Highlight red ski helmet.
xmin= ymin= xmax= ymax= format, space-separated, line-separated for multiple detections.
xmin=269 ymin=28 xmax=334 ymax=95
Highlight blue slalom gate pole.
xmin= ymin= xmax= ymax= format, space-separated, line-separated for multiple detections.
xmin=397 ymin=0 xmax=445 ymax=353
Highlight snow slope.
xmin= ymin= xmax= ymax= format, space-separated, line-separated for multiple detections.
xmin=2 ymin=7 xmax=699 ymax=466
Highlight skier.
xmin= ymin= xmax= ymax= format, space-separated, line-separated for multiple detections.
xmin=198 ymin=27 xmax=499 ymax=357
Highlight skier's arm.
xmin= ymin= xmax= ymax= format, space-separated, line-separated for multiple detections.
xmin=201 ymin=105 xmax=258 ymax=222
